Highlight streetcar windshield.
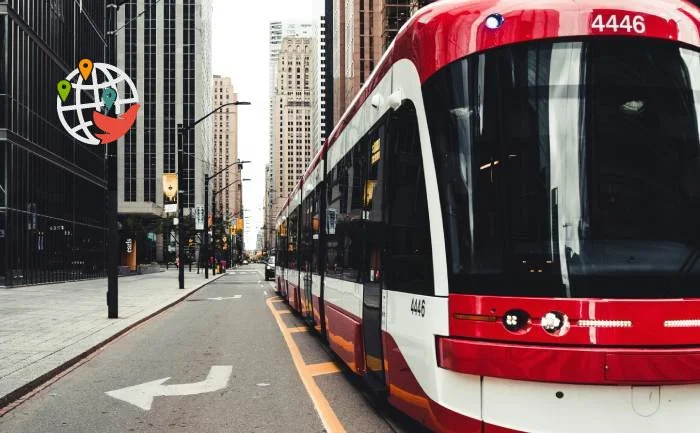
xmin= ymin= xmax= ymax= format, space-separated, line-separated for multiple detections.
xmin=424 ymin=38 xmax=700 ymax=298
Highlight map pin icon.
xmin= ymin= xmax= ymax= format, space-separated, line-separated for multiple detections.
xmin=57 ymin=80 xmax=71 ymax=102
xmin=101 ymin=87 xmax=117 ymax=111
xmin=79 ymin=59 xmax=93 ymax=81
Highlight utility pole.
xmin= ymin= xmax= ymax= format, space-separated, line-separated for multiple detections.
xmin=204 ymin=173 xmax=209 ymax=278
xmin=177 ymin=124 xmax=185 ymax=289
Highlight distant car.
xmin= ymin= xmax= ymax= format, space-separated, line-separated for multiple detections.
xmin=265 ymin=258 xmax=275 ymax=280
xmin=242 ymin=260 xmax=249 ymax=265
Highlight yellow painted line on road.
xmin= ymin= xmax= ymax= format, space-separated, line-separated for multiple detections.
xmin=277 ymin=310 xmax=292 ymax=314
xmin=288 ymin=326 xmax=309 ymax=333
xmin=307 ymin=362 xmax=341 ymax=377
xmin=265 ymin=297 xmax=347 ymax=433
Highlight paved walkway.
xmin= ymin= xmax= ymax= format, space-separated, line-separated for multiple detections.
xmin=0 ymin=269 xmax=223 ymax=405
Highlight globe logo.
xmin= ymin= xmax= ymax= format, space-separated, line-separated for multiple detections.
xmin=56 ymin=58 xmax=140 ymax=145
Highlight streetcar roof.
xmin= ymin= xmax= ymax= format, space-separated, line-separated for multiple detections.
xmin=278 ymin=0 xmax=700 ymax=218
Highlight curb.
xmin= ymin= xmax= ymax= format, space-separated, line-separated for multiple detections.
xmin=0 ymin=272 xmax=226 ymax=414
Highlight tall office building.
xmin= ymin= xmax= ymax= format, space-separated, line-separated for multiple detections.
xmin=256 ymin=230 xmax=264 ymax=253
xmin=0 ymin=1 xmax=107 ymax=286
xmin=268 ymin=22 xmax=313 ymax=171
xmin=330 ymin=0 xmax=434 ymax=123
xmin=311 ymin=13 xmax=328 ymax=155
xmin=116 ymin=0 xmax=213 ymax=262
xmin=265 ymin=22 xmax=313 ymax=251
xmin=271 ymin=36 xmax=314 ymax=223
xmin=212 ymin=75 xmax=239 ymax=220
xmin=332 ymin=0 xmax=383 ymax=125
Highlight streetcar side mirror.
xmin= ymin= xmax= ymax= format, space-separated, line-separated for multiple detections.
xmin=388 ymin=89 xmax=403 ymax=111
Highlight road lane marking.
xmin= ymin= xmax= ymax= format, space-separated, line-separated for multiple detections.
xmin=307 ymin=362 xmax=341 ymax=377
xmin=105 ymin=365 xmax=233 ymax=410
xmin=265 ymin=297 xmax=347 ymax=433
xmin=187 ymin=295 xmax=242 ymax=302
xmin=288 ymin=326 xmax=309 ymax=333
xmin=278 ymin=310 xmax=291 ymax=314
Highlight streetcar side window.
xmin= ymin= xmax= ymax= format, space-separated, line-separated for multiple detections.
xmin=300 ymin=181 xmax=324 ymax=276
xmin=287 ymin=207 xmax=299 ymax=270
xmin=362 ymin=123 xmax=387 ymax=284
xmin=301 ymin=194 xmax=313 ymax=273
xmin=384 ymin=101 xmax=434 ymax=295
xmin=325 ymin=143 xmax=365 ymax=283
xmin=277 ymin=220 xmax=287 ymax=268
xmin=311 ymin=182 xmax=324 ymax=275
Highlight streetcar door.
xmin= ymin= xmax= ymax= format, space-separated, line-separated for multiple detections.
xmin=362 ymin=123 xmax=387 ymax=389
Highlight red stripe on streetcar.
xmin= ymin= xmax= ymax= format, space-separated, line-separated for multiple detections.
xmin=437 ymin=337 xmax=700 ymax=385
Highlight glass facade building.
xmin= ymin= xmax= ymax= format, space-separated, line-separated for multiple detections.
xmin=0 ymin=0 xmax=108 ymax=286
xmin=117 ymin=0 xmax=212 ymax=265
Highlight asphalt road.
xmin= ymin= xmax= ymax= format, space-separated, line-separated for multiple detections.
xmin=0 ymin=264 xmax=401 ymax=433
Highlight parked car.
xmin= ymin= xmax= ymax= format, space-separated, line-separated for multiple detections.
xmin=265 ymin=257 xmax=275 ymax=280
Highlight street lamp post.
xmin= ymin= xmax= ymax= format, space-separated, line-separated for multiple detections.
xmin=211 ymin=179 xmax=250 ymax=274
xmin=105 ymin=0 xmax=125 ymax=318
xmin=203 ymin=159 xmax=250 ymax=278
xmin=176 ymin=101 xmax=250 ymax=289
xmin=104 ymin=0 xmax=159 ymax=317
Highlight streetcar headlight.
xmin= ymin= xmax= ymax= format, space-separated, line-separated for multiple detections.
xmin=541 ymin=311 xmax=570 ymax=336
xmin=502 ymin=309 xmax=531 ymax=333
xmin=485 ymin=13 xmax=504 ymax=29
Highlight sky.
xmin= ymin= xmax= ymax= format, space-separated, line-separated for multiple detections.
xmin=211 ymin=0 xmax=317 ymax=251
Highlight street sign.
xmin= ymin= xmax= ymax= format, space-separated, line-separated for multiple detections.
xmin=105 ymin=365 xmax=233 ymax=410
xmin=327 ymin=208 xmax=337 ymax=235
xmin=194 ymin=205 xmax=205 ymax=230
xmin=163 ymin=173 xmax=178 ymax=213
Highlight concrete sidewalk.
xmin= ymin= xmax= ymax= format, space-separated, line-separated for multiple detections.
xmin=0 ymin=269 xmax=223 ymax=406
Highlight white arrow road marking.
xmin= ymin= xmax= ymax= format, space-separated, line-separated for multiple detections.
xmin=105 ymin=365 xmax=233 ymax=410
xmin=205 ymin=295 xmax=242 ymax=301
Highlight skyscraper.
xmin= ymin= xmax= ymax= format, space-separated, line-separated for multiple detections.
xmin=265 ymin=22 xmax=314 ymax=251
xmin=212 ymin=75 xmax=239 ymax=221
xmin=330 ymin=0 xmax=434 ymax=124
xmin=332 ymin=0 xmax=384 ymax=125
xmin=116 ymin=0 xmax=212 ymax=263
xmin=0 ymin=1 xmax=107 ymax=286
xmin=271 ymin=36 xmax=314 ymax=224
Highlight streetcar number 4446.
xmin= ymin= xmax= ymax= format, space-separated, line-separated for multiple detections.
xmin=592 ymin=14 xmax=645 ymax=34
xmin=411 ymin=298 xmax=425 ymax=317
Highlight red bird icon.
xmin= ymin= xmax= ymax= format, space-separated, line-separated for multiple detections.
xmin=92 ymin=104 xmax=141 ymax=144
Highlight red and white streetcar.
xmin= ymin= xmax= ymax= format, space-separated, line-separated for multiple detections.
xmin=276 ymin=1 xmax=700 ymax=431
